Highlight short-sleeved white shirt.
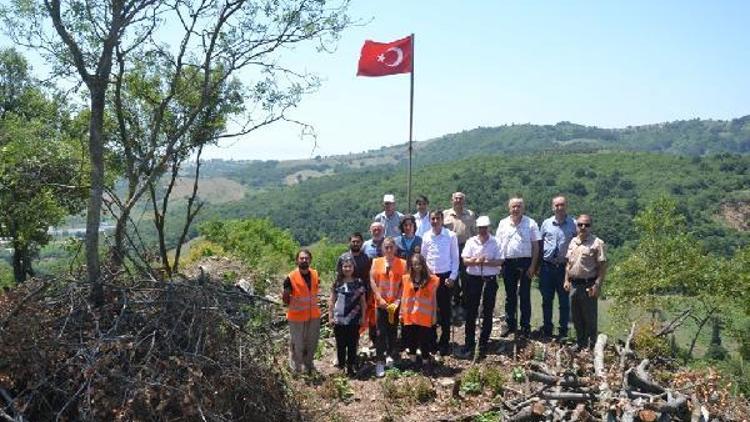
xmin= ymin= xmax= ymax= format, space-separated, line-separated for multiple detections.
xmin=461 ymin=235 xmax=502 ymax=276
xmin=495 ymin=215 xmax=541 ymax=259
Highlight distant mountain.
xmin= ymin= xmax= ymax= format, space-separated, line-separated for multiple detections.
xmin=198 ymin=115 xmax=750 ymax=188
xmin=195 ymin=151 xmax=750 ymax=255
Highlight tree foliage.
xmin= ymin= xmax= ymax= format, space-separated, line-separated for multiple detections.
xmin=195 ymin=152 xmax=750 ymax=254
xmin=609 ymin=197 xmax=746 ymax=357
xmin=0 ymin=48 xmax=87 ymax=283
xmin=199 ymin=218 xmax=299 ymax=277
xmin=1 ymin=0 xmax=352 ymax=301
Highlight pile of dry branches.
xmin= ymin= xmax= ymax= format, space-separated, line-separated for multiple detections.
xmin=467 ymin=325 xmax=748 ymax=421
xmin=0 ymin=273 xmax=297 ymax=421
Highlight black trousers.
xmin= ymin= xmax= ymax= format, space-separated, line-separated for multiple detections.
xmin=463 ymin=274 xmax=498 ymax=348
xmin=432 ymin=272 xmax=453 ymax=348
xmin=454 ymin=243 xmax=466 ymax=305
xmin=403 ymin=324 xmax=432 ymax=357
xmin=376 ymin=307 xmax=399 ymax=360
xmin=334 ymin=324 xmax=359 ymax=369
xmin=502 ymin=257 xmax=532 ymax=331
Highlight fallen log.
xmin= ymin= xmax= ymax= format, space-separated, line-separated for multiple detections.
xmin=626 ymin=359 xmax=665 ymax=394
xmin=593 ymin=334 xmax=607 ymax=378
xmin=594 ymin=333 xmax=612 ymax=403
xmin=644 ymin=393 xmax=689 ymax=416
xmin=527 ymin=371 xmax=590 ymax=388
xmin=508 ymin=401 xmax=547 ymax=422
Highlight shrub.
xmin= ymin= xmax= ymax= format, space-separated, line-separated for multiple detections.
xmin=632 ymin=323 xmax=671 ymax=360
xmin=460 ymin=367 xmax=483 ymax=396
xmin=305 ymin=237 xmax=348 ymax=289
xmin=320 ymin=376 xmax=354 ymax=401
xmin=0 ymin=260 xmax=13 ymax=290
xmin=199 ymin=218 xmax=299 ymax=275
xmin=411 ymin=376 xmax=436 ymax=403
xmin=183 ymin=239 xmax=227 ymax=265
xmin=482 ymin=366 xmax=506 ymax=396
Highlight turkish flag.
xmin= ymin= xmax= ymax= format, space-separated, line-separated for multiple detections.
xmin=357 ymin=35 xmax=413 ymax=77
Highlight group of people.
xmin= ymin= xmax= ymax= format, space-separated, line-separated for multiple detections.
xmin=281 ymin=193 xmax=607 ymax=377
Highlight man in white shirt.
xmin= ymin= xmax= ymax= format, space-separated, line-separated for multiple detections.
xmin=457 ymin=216 xmax=502 ymax=358
xmin=421 ymin=210 xmax=459 ymax=356
xmin=495 ymin=197 xmax=540 ymax=337
xmin=413 ymin=194 xmax=431 ymax=238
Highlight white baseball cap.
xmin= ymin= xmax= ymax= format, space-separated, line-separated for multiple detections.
xmin=476 ymin=216 xmax=491 ymax=227
xmin=383 ymin=194 xmax=395 ymax=203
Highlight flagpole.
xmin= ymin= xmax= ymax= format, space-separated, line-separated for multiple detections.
xmin=407 ymin=33 xmax=415 ymax=213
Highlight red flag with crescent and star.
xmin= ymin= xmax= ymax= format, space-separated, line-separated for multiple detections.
xmin=357 ymin=35 xmax=413 ymax=77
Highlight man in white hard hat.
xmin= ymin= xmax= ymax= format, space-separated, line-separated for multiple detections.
xmin=374 ymin=194 xmax=404 ymax=238
xmin=457 ymin=216 xmax=502 ymax=358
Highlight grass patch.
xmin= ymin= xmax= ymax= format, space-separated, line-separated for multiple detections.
xmin=381 ymin=371 xmax=436 ymax=403
xmin=460 ymin=365 xmax=506 ymax=397
xmin=320 ymin=375 xmax=354 ymax=402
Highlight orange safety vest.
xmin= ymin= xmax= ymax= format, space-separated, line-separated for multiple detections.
xmin=286 ymin=269 xmax=321 ymax=322
xmin=371 ymin=257 xmax=406 ymax=304
xmin=400 ymin=274 xmax=438 ymax=327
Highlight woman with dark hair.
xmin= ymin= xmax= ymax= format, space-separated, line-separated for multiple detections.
xmin=328 ymin=256 xmax=367 ymax=376
xmin=395 ymin=214 xmax=422 ymax=260
xmin=400 ymin=253 xmax=438 ymax=369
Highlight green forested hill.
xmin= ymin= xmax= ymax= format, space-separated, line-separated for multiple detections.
xmin=198 ymin=151 xmax=750 ymax=255
xmin=198 ymin=116 xmax=750 ymax=188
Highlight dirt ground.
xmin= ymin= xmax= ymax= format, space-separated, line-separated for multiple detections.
xmin=294 ymin=317 xmax=565 ymax=421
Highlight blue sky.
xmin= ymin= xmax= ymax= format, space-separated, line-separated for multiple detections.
xmin=4 ymin=1 xmax=750 ymax=160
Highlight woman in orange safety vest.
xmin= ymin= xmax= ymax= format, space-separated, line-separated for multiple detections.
xmin=401 ymin=253 xmax=438 ymax=367
xmin=369 ymin=237 xmax=406 ymax=377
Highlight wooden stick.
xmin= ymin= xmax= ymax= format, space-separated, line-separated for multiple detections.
xmin=540 ymin=391 xmax=597 ymax=402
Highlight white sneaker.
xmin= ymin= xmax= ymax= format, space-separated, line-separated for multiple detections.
xmin=385 ymin=356 xmax=394 ymax=368
xmin=376 ymin=362 xmax=386 ymax=378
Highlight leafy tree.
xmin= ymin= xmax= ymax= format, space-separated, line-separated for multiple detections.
xmin=609 ymin=197 xmax=740 ymax=357
xmin=0 ymin=48 xmax=87 ymax=283
xmin=1 ymin=0 xmax=352 ymax=303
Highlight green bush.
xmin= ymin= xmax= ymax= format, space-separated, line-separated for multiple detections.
xmin=320 ymin=376 xmax=354 ymax=401
xmin=199 ymin=218 xmax=299 ymax=275
xmin=305 ymin=237 xmax=348 ymax=289
xmin=459 ymin=365 xmax=507 ymax=397
xmin=460 ymin=367 xmax=483 ymax=396
xmin=632 ymin=323 xmax=672 ymax=360
xmin=183 ymin=239 xmax=228 ymax=265
xmin=411 ymin=376 xmax=436 ymax=403
xmin=380 ymin=370 xmax=434 ymax=403
xmin=0 ymin=260 xmax=13 ymax=289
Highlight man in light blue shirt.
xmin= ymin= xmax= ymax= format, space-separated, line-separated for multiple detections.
xmin=539 ymin=196 xmax=577 ymax=340
xmin=374 ymin=194 xmax=404 ymax=238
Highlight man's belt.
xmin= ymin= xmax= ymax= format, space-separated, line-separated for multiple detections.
xmin=504 ymin=257 xmax=531 ymax=262
xmin=571 ymin=277 xmax=597 ymax=284
xmin=542 ymin=260 xmax=564 ymax=267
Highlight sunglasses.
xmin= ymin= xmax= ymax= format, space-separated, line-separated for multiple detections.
xmin=577 ymin=223 xmax=591 ymax=228
xmin=384 ymin=245 xmax=395 ymax=250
